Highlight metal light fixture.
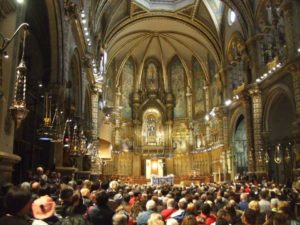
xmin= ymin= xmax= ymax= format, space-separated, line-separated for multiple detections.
xmin=0 ymin=23 xmax=29 ymax=100
xmin=9 ymin=25 xmax=30 ymax=128
xmin=274 ymin=144 xmax=282 ymax=164
xmin=37 ymin=93 xmax=53 ymax=141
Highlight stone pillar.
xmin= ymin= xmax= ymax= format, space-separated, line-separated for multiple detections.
xmin=289 ymin=64 xmax=300 ymax=176
xmin=89 ymin=89 xmax=101 ymax=176
xmin=249 ymin=86 xmax=266 ymax=176
xmin=281 ymin=0 xmax=300 ymax=59
xmin=114 ymin=91 xmax=122 ymax=148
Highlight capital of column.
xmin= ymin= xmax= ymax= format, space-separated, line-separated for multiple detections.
xmin=93 ymin=83 xmax=103 ymax=93
xmin=248 ymin=85 xmax=261 ymax=97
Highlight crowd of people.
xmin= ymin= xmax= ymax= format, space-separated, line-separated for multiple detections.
xmin=0 ymin=167 xmax=300 ymax=225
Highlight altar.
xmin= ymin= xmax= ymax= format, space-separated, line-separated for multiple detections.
xmin=150 ymin=174 xmax=174 ymax=185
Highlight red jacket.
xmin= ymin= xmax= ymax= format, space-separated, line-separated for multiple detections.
xmin=161 ymin=208 xmax=177 ymax=220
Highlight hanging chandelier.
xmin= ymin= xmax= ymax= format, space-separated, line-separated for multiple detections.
xmin=50 ymin=108 xmax=63 ymax=142
xmin=9 ymin=26 xmax=29 ymax=128
xmin=62 ymin=118 xmax=88 ymax=156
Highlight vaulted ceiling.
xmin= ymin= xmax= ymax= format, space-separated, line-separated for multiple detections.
xmin=90 ymin=0 xmax=256 ymax=78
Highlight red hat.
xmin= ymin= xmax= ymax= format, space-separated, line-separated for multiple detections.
xmin=32 ymin=195 xmax=56 ymax=220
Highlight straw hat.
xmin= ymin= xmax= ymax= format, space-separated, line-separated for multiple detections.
xmin=32 ymin=195 xmax=56 ymax=220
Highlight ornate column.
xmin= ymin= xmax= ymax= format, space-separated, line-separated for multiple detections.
xmin=249 ymin=86 xmax=266 ymax=176
xmin=114 ymin=90 xmax=122 ymax=148
xmin=281 ymin=0 xmax=300 ymax=59
xmin=289 ymin=64 xmax=300 ymax=176
xmin=89 ymin=87 xmax=101 ymax=175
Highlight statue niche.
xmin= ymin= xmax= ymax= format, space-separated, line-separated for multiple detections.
xmin=146 ymin=63 xmax=159 ymax=93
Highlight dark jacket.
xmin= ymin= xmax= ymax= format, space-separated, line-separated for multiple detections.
xmin=0 ymin=215 xmax=31 ymax=225
xmin=87 ymin=205 xmax=114 ymax=225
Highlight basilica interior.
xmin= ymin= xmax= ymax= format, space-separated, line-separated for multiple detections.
xmin=0 ymin=0 xmax=299 ymax=185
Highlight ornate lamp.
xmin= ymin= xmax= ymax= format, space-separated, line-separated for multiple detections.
xmin=50 ymin=108 xmax=63 ymax=142
xmin=37 ymin=93 xmax=54 ymax=141
xmin=9 ymin=25 xmax=30 ymax=128
xmin=274 ymin=144 xmax=282 ymax=164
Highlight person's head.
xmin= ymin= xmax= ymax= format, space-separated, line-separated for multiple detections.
xmin=31 ymin=181 xmax=41 ymax=194
xmin=186 ymin=202 xmax=196 ymax=215
xmin=20 ymin=182 xmax=31 ymax=192
xmin=80 ymin=188 xmax=90 ymax=198
xmin=178 ymin=198 xmax=187 ymax=210
xmin=167 ymin=198 xmax=175 ymax=208
xmin=240 ymin=193 xmax=248 ymax=201
xmin=181 ymin=215 xmax=198 ymax=225
xmin=60 ymin=186 xmax=74 ymax=203
xmin=112 ymin=212 xmax=128 ymax=225
xmin=147 ymin=213 xmax=164 ymax=225
xmin=217 ymin=209 xmax=231 ymax=222
xmin=32 ymin=195 xmax=56 ymax=220
xmin=146 ymin=199 xmax=156 ymax=211
xmin=241 ymin=209 xmax=257 ymax=225
xmin=201 ymin=203 xmax=211 ymax=215
xmin=260 ymin=190 xmax=268 ymax=200
xmin=5 ymin=186 xmax=32 ymax=216
xmin=248 ymin=200 xmax=260 ymax=212
xmin=96 ymin=190 xmax=109 ymax=206
xmin=166 ymin=218 xmax=179 ymax=225
xmin=36 ymin=167 xmax=44 ymax=175
xmin=83 ymin=180 xmax=92 ymax=189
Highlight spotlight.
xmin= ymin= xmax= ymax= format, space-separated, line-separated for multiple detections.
xmin=256 ymin=78 xmax=261 ymax=83
xmin=298 ymin=48 xmax=300 ymax=53
xmin=205 ymin=115 xmax=209 ymax=121
xmin=87 ymin=38 xmax=90 ymax=42
xmin=38 ymin=82 xmax=43 ymax=88
xmin=82 ymin=19 xmax=87 ymax=24
xmin=3 ymin=51 xmax=9 ymax=59
xmin=16 ymin=0 xmax=24 ymax=3
xmin=225 ymin=99 xmax=232 ymax=106
xmin=84 ymin=27 xmax=88 ymax=31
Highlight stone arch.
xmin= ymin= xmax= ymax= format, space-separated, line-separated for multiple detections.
xmin=263 ymin=82 xmax=296 ymax=183
xmin=229 ymin=105 xmax=248 ymax=176
xmin=263 ymin=83 xmax=295 ymax=134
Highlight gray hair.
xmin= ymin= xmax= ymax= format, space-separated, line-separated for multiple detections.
xmin=146 ymin=199 xmax=156 ymax=210
xmin=113 ymin=212 xmax=128 ymax=225
xmin=167 ymin=198 xmax=176 ymax=208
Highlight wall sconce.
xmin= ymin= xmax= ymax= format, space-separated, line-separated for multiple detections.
xmin=0 ymin=23 xmax=29 ymax=97
xmin=6 ymin=23 xmax=30 ymax=128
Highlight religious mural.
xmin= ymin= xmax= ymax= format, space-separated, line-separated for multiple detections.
xmin=203 ymin=0 xmax=224 ymax=31
xmin=146 ymin=63 xmax=159 ymax=92
xmin=193 ymin=58 xmax=206 ymax=118
xmin=170 ymin=57 xmax=186 ymax=118
xmin=121 ymin=58 xmax=134 ymax=119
